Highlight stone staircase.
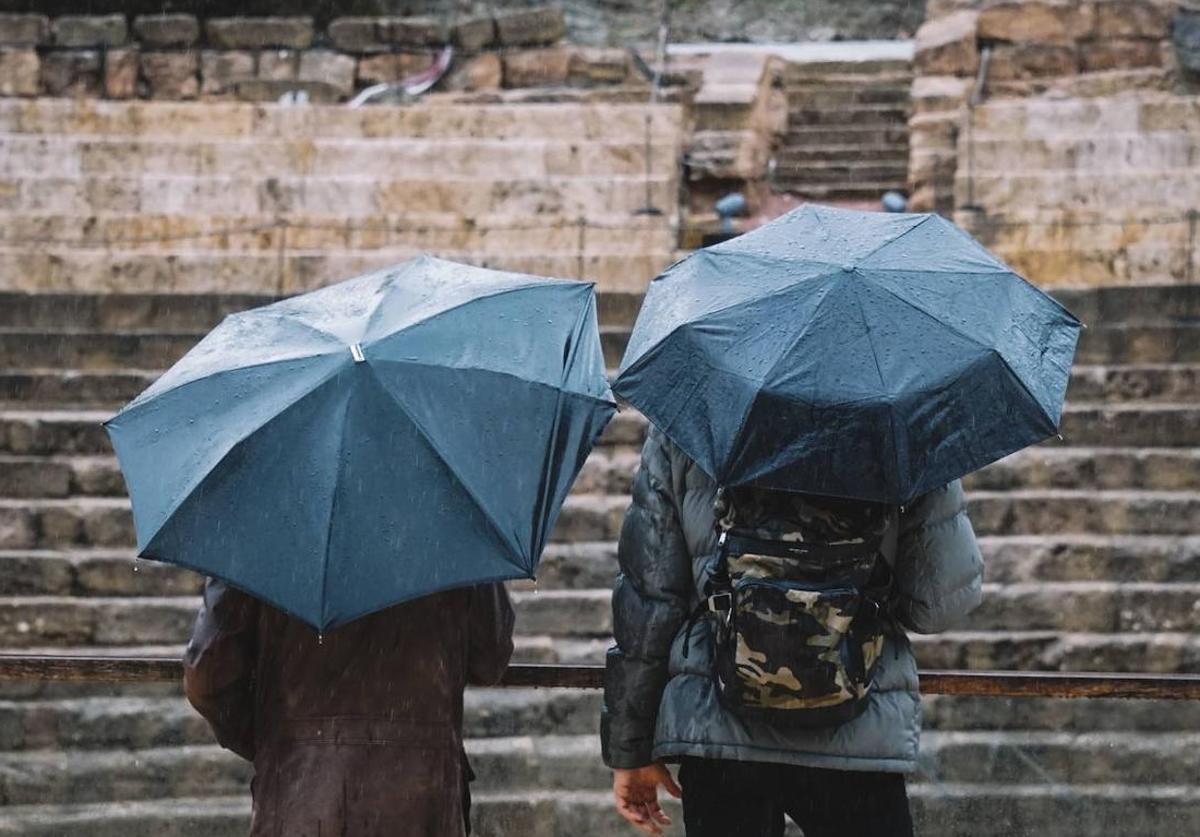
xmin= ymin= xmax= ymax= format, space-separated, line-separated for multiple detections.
xmin=774 ymin=54 xmax=912 ymax=202
xmin=0 ymin=282 xmax=1197 ymax=835
xmin=0 ymin=97 xmax=684 ymax=295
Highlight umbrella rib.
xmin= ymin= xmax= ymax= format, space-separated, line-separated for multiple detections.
xmin=361 ymin=364 xmax=528 ymax=565
xmin=364 ymin=272 xmax=584 ymax=344
xmin=851 ymin=213 xmax=932 ymax=265
xmin=859 ymin=275 xmax=995 ymax=356
xmin=369 ymin=357 xmax=616 ymax=409
xmin=317 ymin=385 xmax=356 ymax=631
xmin=851 ymin=280 xmax=903 ymax=502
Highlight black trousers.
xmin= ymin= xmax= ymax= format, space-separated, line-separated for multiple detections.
xmin=678 ymin=757 xmax=915 ymax=837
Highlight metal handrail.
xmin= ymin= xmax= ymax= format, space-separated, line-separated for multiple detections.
xmin=0 ymin=655 xmax=1198 ymax=700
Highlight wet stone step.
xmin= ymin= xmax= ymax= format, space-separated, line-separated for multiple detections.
xmin=965 ymin=447 xmax=1200 ymax=491
xmin=922 ymin=693 xmax=1200 ymax=733
xmin=918 ymin=731 xmax=1200 ymax=785
xmin=771 ymin=162 xmax=910 ymax=184
xmin=977 ymin=535 xmax=1200 ymax=584
xmin=909 ymin=630 xmax=1200 ymax=673
xmin=966 ymin=490 xmax=1200 ymax=536
xmin=0 ymin=689 xmax=603 ymax=753
xmin=1075 ymin=323 xmax=1200 ymax=364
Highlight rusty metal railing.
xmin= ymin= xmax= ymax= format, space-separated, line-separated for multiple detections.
xmin=0 ymin=655 xmax=1198 ymax=700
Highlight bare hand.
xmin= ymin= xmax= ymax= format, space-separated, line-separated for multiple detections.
xmin=612 ymin=763 xmax=683 ymax=835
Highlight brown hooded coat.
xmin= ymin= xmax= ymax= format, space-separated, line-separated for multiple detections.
xmin=184 ymin=578 xmax=515 ymax=837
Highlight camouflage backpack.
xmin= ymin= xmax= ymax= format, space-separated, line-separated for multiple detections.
xmin=691 ymin=487 xmax=899 ymax=728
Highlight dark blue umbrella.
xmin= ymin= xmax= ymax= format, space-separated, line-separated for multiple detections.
xmin=106 ymin=256 xmax=615 ymax=631
xmin=614 ymin=204 xmax=1081 ymax=504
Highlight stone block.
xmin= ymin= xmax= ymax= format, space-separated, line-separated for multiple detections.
xmin=0 ymin=47 xmax=38 ymax=96
xmin=356 ymin=52 xmax=432 ymax=85
xmin=494 ymin=7 xmax=566 ymax=47
xmin=440 ymin=52 xmax=502 ymax=92
xmin=205 ymin=17 xmax=313 ymax=50
xmin=988 ymin=42 xmax=1079 ymax=79
xmin=912 ymin=74 xmax=973 ymax=112
xmin=103 ymin=48 xmax=139 ymax=99
xmin=257 ymin=50 xmax=298 ymax=81
xmin=140 ymin=51 xmax=199 ymax=100
xmin=132 ymin=15 xmax=199 ymax=48
xmin=453 ymin=15 xmax=496 ymax=52
xmin=978 ymin=1 xmax=1089 ymax=44
xmin=297 ymin=50 xmax=356 ymax=97
xmin=1080 ymin=37 xmax=1164 ymax=71
xmin=386 ymin=16 xmax=448 ymax=46
xmin=40 ymin=50 xmax=103 ymax=96
xmin=200 ymin=50 xmax=255 ymax=96
xmin=568 ymin=47 xmax=629 ymax=86
xmin=915 ymin=10 xmax=980 ymax=76
xmin=504 ymin=46 xmax=571 ymax=88
xmin=1092 ymin=0 xmax=1169 ymax=38
xmin=327 ymin=17 xmax=388 ymax=53
xmin=0 ymin=14 xmax=48 ymax=46
xmin=52 ymin=15 xmax=127 ymax=48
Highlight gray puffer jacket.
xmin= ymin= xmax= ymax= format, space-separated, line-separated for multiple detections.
xmin=601 ymin=427 xmax=984 ymax=772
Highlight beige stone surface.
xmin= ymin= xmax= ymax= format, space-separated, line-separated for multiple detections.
xmin=912 ymin=74 xmax=973 ymax=112
xmin=297 ymin=50 xmax=356 ymax=97
xmin=200 ymin=51 xmax=255 ymax=97
xmin=40 ymin=51 xmax=103 ymax=97
xmin=989 ymin=42 xmax=1079 ymax=79
xmin=1080 ymin=38 xmax=1165 ymax=71
xmin=977 ymin=1 xmax=1091 ymax=44
xmin=504 ymin=47 xmax=572 ymax=88
xmin=385 ymin=16 xmax=449 ymax=46
xmin=452 ymin=16 xmax=496 ymax=52
xmin=1091 ymin=0 xmax=1171 ymax=38
xmin=440 ymin=53 xmax=503 ymax=92
xmin=356 ymin=53 xmax=433 ymax=85
xmin=0 ymin=47 xmax=38 ymax=97
xmin=103 ymin=49 xmax=140 ymax=100
xmin=915 ymin=10 xmax=980 ymax=76
xmin=327 ymin=17 xmax=388 ymax=53
xmin=140 ymin=52 xmax=199 ymax=101
xmin=257 ymin=50 xmax=297 ymax=82
xmin=567 ymin=47 xmax=629 ymax=86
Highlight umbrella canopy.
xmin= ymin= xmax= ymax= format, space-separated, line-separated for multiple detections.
xmin=107 ymin=256 xmax=616 ymax=631
xmin=614 ymin=204 xmax=1081 ymax=504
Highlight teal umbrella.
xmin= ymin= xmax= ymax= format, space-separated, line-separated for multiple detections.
xmin=106 ymin=256 xmax=615 ymax=631
xmin=614 ymin=204 xmax=1082 ymax=504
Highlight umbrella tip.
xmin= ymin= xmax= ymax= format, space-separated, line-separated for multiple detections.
xmin=350 ymin=343 xmax=365 ymax=363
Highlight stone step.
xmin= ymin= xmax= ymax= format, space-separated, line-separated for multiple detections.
xmin=1053 ymin=284 xmax=1200 ymax=323
xmin=787 ymin=104 xmax=910 ymax=127
xmin=3 ymin=580 xmax=1199 ymax=649
xmin=965 ymin=447 xmax=1200 ymax=491
xmin=910 ymin=630 xmax=1200 ymax=673
xmin=967 ymin=490 xmax=1200 ymax=536
xmin=783 ymin=69 xmax=913 ymax=88
xmin=964 ymin=133 xmax=1200 ymax=173
xmin=0 ymin=136 xmax=678 ymax=181
xmin=0 ymin=689 xmax=603 ymax=753
xmin=784 ymin=124 xmax=910 ymax=146
xmin=0 ymin=172 xmax=677 ymax=223
xmin=776 ymin=144 xmax=911 ymax=165
xmin=1075 ymin=324 xmax=1200 ymax=364
xmin=0 ymin=247 xmax=675 ymax=295
xmin=978 ymin=535 xmax=1200 ymax=584
xmin=1056 ymin=404 xmax=1200 ymax=447
xmin=767 ymin=181 xmax=911 ymax=201
xmin=0 ymin=99 xmax=686 ymax=144
xmin=954 ymin=171 xmax=1200 ymax=213
xmin=920 ymin=731 xmax=1200 ymax=786
xmin=1 ymin=532 xmax=1195 ymax=603
xmin=924 ymin=692 xmax=1200 ymax=733
xmin=783 ymin=60 xmax=913 ymax=81
xmin=0 ymin=213 xmax=677 ymax=256
xmin=784 ymin=86 xmax=913 ymax=107
xmin=0 ymin=407 xmax=644 ymax=457
xmin=0 ymin=784 xmax=1196 ymax=837
xmin=0 ymin=372 xmax=160 ymax=410
xmin=1 ymin=730 xmax=1196 ymax=811
xmin=771 ymin=162 xmax=910 ymax=185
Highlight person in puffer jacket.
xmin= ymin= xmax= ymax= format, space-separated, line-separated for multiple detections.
xmin=601 ymin=426 xmax=984 ymax=837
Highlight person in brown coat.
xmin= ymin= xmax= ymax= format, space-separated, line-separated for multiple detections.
xmin=184 ymin=577 xmax=515 ymax=837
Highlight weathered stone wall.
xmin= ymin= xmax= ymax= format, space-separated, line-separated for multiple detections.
xmin=908 ymin=0 xmax=1199 ymax=286
xmin=0 ymin=7 xmax=642 ymax=102
xmin=0 ymin=2 xmax=928 ymax=46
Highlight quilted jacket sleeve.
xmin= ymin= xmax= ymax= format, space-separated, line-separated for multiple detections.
xmin=600 ymin=429 xmax=693 ymax=769
xmin=892 ymin=479 xmax=984 ymax=635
